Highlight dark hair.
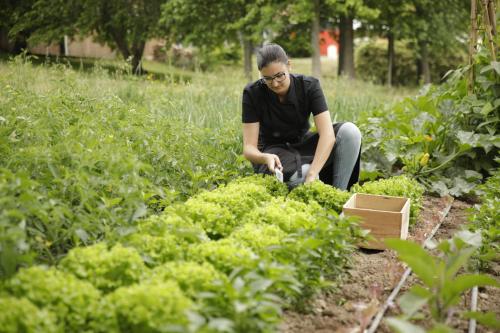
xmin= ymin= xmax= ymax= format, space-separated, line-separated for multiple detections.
xmin=256 ymin=43 xmax=288 ymax=70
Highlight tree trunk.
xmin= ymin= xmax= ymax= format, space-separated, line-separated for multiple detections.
xmin=338 ymin=14 xmax=355 ymax=79
xmin=243 ymin=38 xmax=253 ymax=82
xmin=131 ymin=42 xmax=145 ymax=75
xmin=387 ymin=31 xmax=395 ymax=86
xmin=418 ymin=40 xmax=431 ymax=84
xmin=311 ymin=0 xmax=321 ymax=78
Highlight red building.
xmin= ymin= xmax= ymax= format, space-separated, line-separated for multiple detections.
xmin=319 ymin=30 xmax=339 ymax=59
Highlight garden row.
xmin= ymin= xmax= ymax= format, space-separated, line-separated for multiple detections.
xmin=1 ymin=175 xmax=425 ymax=333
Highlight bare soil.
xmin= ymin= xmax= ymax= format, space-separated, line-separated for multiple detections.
xmin=280 ymin=196 xmax=500 ymax=333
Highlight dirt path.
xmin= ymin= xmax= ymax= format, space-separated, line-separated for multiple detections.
xmin=280 ymin=196 xmax=498 ymax=333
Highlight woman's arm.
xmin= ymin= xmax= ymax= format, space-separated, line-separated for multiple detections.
xmin=305 ymin=111 xmax=335 ymax=183
xmin=243 ymin=122 xmax=282 ymax=172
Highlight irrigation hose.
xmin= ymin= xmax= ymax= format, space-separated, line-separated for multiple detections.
xmin=468 ymin=286 xmax=478 ymax=333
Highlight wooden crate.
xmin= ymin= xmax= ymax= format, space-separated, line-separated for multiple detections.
xmin=342 ymin=193 xmax=410 ymax=250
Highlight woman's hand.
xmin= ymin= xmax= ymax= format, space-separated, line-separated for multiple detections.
xmin=264 ymin=153 xmax=282 ymax=173
xmin=304 ymin=171 xmax=318 ymax=184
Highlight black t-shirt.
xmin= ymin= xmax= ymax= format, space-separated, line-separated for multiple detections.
xmin=242 ymin=74 xmax=328 ymax=147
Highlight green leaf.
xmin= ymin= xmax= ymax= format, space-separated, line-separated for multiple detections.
xmin=386 ymin=317 xmax=426 ymax=333
xmin=463 ymin=311 xmax=500 ymax=329
xmin=428 ymin=323 xmax=457 ymax=333
xmin=444 ymin=246 xmax=476 ymax=280
xmin=492 ymin=61 xmax=500 ymax=75
xmin=385 ymin=239 xmax=437 ymax=287
xmin=398 ymin=290 xmax=429 ymax=317
xmin=442 ymin=274 xmax=500 ymax=308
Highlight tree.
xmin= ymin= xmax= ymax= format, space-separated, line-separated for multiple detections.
xmin=12 ymin=0 xmax=165 ymax=74
xmin=361 ymin=0 xmax=413 ymax=86
xmin=161 ymin=0 xmax=280 ymax=82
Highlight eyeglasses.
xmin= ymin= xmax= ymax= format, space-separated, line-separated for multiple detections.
xmin=262 ymin=72 xmax=287 ymax=85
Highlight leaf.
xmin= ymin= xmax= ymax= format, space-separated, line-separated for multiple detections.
xmin=444 ymin=247 xmax=476 ymax=280
xmin=385 ymin=239 xmax=437 ymax=287
xmin=442 ymin=274 xmax=500 ymax=307
xmin=74 ymin=228 xmax=89 ymax=243
xmin=386 ymin=317 xmax=426 ymax=333
xmin=454 ymin=230 xmax=482 ymax=248
xmin=428 ymin=323 xmax=457 ymax=333
xmin=463 ymin=311 xmax=500 ymax=329
xmin=492 ymin=61 xmax=500 ymax=75
xmin=398 ymin=290 xmax=429 ymax=317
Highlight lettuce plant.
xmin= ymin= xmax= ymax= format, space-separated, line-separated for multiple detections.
xmin=229 ymin=223 xmax=287 ymax=253
xmin=105 ymin=281 xmax=194 ymax=333
xmin=0 ymin=296 xmax=58 ymax=333
xmin=288 ymin=180 xmax=351 ymax=213
xmin=59 ymin=242 xmax=145 ymax=292
xmin=122 ymin=233 xmax=182 ymax=266
xmin=242 ymin=197 xmax=323 ymax=233
xmin=231 ymin=174 xmax=289 ymax=197
xmin=188 ymin=238 xmax=256 ymax=274
xmin=135 ymin=213 xmax=209 ymax=244
xmin=4 ymin=266 xmax=102 ymax=332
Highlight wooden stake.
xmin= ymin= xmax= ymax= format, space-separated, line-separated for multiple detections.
xmin=481 ymin=0 xmax=497 ymax=60
xmin=468 ymin=0 xmax=478 ymax=94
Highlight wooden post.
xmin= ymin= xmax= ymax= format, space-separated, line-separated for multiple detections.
xmin=481 ymin=0 xmax=497 ymax=60
xmin=468 ymin=0 xmax=478 ymax=95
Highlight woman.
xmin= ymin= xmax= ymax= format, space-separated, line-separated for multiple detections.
xmin=242 ymin=43 xmax=361 ymax=190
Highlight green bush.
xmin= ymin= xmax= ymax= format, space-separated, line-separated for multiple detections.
xmin=4 ymin=266 xmax=102 ymax=332
xmin=356 ymin=39 xmax=416 ymax=86
xmin=188 ymin=239 xmax=256 ymax=274
xmin=59 ymin=243 xmax=145 ymax=293
xmin=0 ymin=296 xmax=59 ymax=333
xmin=351 ymin=175 xmax=425 ymax=225
xmin=288 ymin=180 xmax=351 ymax=213
xmin=105 ymin=281 xmax=194 ymax=333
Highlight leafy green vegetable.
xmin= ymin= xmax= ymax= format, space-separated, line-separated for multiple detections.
xmin=0 ymin=296 xmax=59 ymax=333
xmin=105 ymin=281 xmax=194 ymax=333
xmin=4 ymin=266 xmax=102 ymax=332
xmin=59 ymin=243 xmax=145 ymax=292
xmin=288 ymin=180 xmax=351 ymax=213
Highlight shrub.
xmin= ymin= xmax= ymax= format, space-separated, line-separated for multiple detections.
xmin=105 ymin=281 xmax=193 ymax=333
xmin=59 ymin=242 xmax=145 ymax=293
xmin=356 ymin=39 xmax=416 ymax=86
xmin=351 ymin=175 xmax=424 ymax=225
xmin=0 ymin=296 xmax=58 ymax=333
xmin=4 ymin=266 xmax=102 ymax=332
xmin=188 ymin=239 xmax=256 ymax=274
xmin=288 ymin=180 xmax=351 ymax=213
